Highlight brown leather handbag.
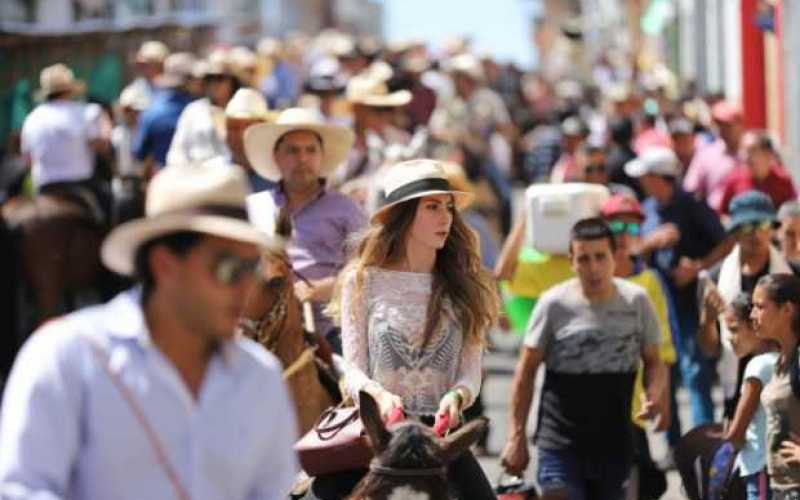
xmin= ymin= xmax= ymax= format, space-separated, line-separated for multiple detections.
xmin=294 ymin=405 xmax=373 ymax=476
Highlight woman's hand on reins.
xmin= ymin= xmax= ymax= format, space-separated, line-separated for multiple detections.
xmin=375 ymin=389 xmax=404 ymax=422
xmin=436 ymin=390 xmax=464 ymax=431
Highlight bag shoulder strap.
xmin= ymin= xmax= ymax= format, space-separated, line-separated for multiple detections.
xmin=85 ymin=337 xmax=191 ymax=500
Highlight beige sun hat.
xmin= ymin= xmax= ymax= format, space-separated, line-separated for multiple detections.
xmin=446 ymin=53 xmax=484 ymax=81
xmin=243 ymin=107 xmax=354 ymax=181
xmin=40 ymin=64 xmax=86 ymax=98
xmin=346 ymin=74 xmax=411 ymax=107
xmin=136 ymin=40 xmax=170 ymax=64
xmin=118 ymin=85 xmax=150 ymax=111
xmin=224 ymin=87 xmax=274 ymax=120
xmin=102 ymin=163 xmax=282 ymax=276
xmin=371 ymin=159 xmax=474 ymax=223
xmin=155 ymin=52 xmax=195 ymax=88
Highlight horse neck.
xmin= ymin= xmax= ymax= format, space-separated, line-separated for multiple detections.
xmin=258 ymin=284 xmax=305 ymax=364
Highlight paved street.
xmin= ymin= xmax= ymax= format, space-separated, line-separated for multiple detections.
xmin=476 ymin=331 xmax=725 ymax=500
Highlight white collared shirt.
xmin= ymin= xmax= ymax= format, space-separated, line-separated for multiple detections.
xmin=0 ymin=289 xmax=298 ymax=500
xmin=166 ymin=97 xmax=231 ymax=166
xmin=21 ymin=100 xmax=101 ymax=190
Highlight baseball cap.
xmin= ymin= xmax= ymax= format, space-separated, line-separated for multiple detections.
xmin=624 ymin=147 xmax=681 ymax=178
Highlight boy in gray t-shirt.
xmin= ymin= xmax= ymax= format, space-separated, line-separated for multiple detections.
xmin=501 ymin=217 xmax=667 ymax=500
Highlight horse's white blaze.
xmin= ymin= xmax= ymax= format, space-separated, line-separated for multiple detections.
xmin=386 ymin=486 xmax=430 ymax=500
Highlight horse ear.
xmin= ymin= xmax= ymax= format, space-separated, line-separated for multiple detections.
xmin=359 ymin=390 xmax=391 ymax=454
xmin=438 ymin=417 xmax=488 ymax=463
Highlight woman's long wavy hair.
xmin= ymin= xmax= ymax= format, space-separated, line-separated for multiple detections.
xmin=329 ymin=196 xmax=499 ymax=346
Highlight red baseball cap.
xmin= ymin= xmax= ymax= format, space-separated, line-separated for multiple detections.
xmin=601 ymin=194 xmax=644 ymax=221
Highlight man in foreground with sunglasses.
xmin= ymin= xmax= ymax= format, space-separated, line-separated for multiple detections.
xmin=0 ymin=163 xmax=299 ymax=499
xmin=697 ymin=190 xmax=791 ymax=422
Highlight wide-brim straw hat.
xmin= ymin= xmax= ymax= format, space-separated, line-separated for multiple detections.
xmin=243 ymin=107 xmax=354 ymax=181
xmin=371 ymin=159 xmax=474 ymax=224
xmin=154 ymin=52 xmax=195 ymax=88
xmin=40 ymin=64 xmax=86 ymax=98
xmin=102 ymin=163 xmax=282 ymax=276
xmin=347 ymin=75 xmax=411 ymax=107
xmin=225 ymin=87 xmax=276 ymax=121
xmin=136 ymin=40 xmax=170 ymax=64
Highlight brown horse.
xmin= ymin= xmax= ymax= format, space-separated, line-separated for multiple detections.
xmin=350 ymin=391 xmax=488 ymax=500
xmin=2 ymin=194 xmax=111 ymax=334
xmin=238 ymin=237 xmax=339 ymax=434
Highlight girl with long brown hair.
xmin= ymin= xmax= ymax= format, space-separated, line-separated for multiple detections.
xmin=330 ymin=158 xmax=499 ymax=498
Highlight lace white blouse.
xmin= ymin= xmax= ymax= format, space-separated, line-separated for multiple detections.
xmin=340 ymin=267 xmax=482 ymax=416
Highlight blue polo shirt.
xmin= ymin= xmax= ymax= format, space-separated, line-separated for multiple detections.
xmin=641 ymin=188 xmax=726 ymax=316
xmin=132 ymin=88 xmax=193 ymax=167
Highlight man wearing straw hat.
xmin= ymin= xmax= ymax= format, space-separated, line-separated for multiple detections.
xmin=338 ymin=73 xmax=412 ymax=185
xmin=221 ymin=87 xmax=276 ymax=192
xmin=244 ymin=108 xmax=366 ymax=351
xmin=123 ymin=40 xmax=170 ymax=103
xmin=21 ymin=63 xmax=109 ymax=217
xmin=0 ymin=163 xmax=298 ymax=499
xmin=166 ymin=52 xmax=241 ymax=167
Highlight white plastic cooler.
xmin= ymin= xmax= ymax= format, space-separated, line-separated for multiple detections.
xmin=524 ymin=183 xmax=610 ymax=254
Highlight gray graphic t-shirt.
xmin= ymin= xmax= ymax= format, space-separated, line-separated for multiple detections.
xmin=524 ymin=277 xmax=661 ymax=458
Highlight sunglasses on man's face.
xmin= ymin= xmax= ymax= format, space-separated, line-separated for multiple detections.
xmin=737 ymin=220 xmax=772 ymax=234
xmin=210 ymin=252 xmax=261 ymax=286
xmin=608 ymin=220 xmax=641 ymax=237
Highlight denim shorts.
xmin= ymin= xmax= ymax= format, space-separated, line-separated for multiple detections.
xmin=537 ymin=448 xmax=631 ymax=500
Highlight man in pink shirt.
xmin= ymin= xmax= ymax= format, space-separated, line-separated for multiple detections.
xmin=683 ymin=101 xmax=745 ymax=212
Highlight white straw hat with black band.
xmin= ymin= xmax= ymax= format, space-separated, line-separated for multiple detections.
xmin=371 ymin=159 xmax=474 ymax=223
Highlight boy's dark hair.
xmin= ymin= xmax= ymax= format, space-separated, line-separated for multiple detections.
xmin=569 ymin=217 xmax=617 ymax=254
xmin=133 ymin=231 xmax=204 ymax=301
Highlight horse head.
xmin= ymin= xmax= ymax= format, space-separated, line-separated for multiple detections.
xmin=351 ymin=390 xmax=488 ymax=500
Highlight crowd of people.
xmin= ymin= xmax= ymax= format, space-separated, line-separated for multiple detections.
xmin=4 ymin=27 xmax=800 ymax=500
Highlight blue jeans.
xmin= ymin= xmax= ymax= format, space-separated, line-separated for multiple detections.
xmin=537 ymin=448 xmax=631 ymax=500
xmin=667 ymin=310 xmax=715 ymax=445
xmin=744 ymin=471 xmax=771 ymax=500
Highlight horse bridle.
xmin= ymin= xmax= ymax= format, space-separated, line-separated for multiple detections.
xmin=369 ymin=463 xmax=448 ymax=478
xmin=250 ymin=254 xmax=314 ymax=349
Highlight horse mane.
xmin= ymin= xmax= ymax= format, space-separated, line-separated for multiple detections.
xmin=276 ymin=208 xmax=292 ymax=240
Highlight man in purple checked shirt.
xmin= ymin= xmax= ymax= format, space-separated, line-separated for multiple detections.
xmin=244 ymin=108 xmax=366 ymax=352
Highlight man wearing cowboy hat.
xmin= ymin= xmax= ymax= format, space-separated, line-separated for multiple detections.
xmin=0 ymin=163 xmax=298 ymax=499
xmin=122 ymin=40 xmax=170 ymax=104
xmin=334 ymin=72 xmax=412 ymax=187
xmin=166 ymin=52 xmax=241 ymax=167
xmin=132 ymin=52 xmax=196 ymax=171
xmin=220 ymin=87 xmax=276 ymax=193
xmin=21 ymin=63 xmax=110 ymax=216
xmin=244 ymin=108 xmax=366 ymax=351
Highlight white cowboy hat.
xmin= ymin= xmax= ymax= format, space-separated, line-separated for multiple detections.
xmin=225 ymin=87 xmax=274 ymax=120
xmin=118 ymin=85 xmax=151 ymax=111
xmin=346 ymin=75 xmax=411 ymax=107
xmin=371 ymin=159 xmax=474 ymax=223
xmin=136 ymin=40 xmax=170 ymax=64
xmin=243 ymin=107 xmax=354 ymax=182
xmin=40 ymin=64 xmax=86 ymax=98
xmin=102 ymin=163 xmax=282 ymax=276
xmin=155 ymin=52 xmax=195 ymax=88
xmin=445 ymin=53 xmax=484 ymax=82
